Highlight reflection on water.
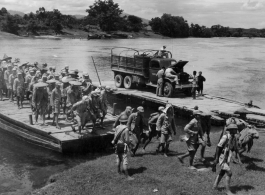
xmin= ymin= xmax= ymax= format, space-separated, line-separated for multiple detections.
xmin=0 ymin=37 xmax=265 ymax=194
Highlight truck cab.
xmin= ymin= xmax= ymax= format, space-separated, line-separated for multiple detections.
xmin=111 ymin=47 xmax=193 ymax=97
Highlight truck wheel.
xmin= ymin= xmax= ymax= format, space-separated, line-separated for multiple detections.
xmin=124 ymin=75 xmax=134 ymax=89
xmin=114 ymin=74 xmax=124 ymax=88
xmin=163 ymin=82 xmax=173 ymax=97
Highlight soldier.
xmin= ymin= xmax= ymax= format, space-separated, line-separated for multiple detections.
xmin=156 ymin=105 xmax=177 ymax=157
xmin=25 ymin=69 xmax=35 ymax=100
xmin=81 ymin=73 xmax=93 ymax=96
xmin=91 ymin=90 xmax=103 ymax=131
xmin=4 ymin=64 xmax=13 ymax=100
xmin=196 ymin=71 xmax=206 ymax=96
xmin=127 ymin=106 xmax=146 ymax=157
xmin=17 ymin=63 xmax=26 ymax=80
xmin=47 ymin=80 xmax=56 ymax=119
xmin=13 ymin=73 xmax=25 ymax=109
xmin=47 ymin=67 xmax=54 ymax=80
xmin=99 ymin=86 xmax=108 ymax=128
xmin=113 ymin=106 xmax=133 ymax=128
xmin=61 ymin=65 xmax=69 ymax=75
xmin=8 ymin=67 xmax=17 ymax=102
xmin=50 ymin=82 xmax=62 ymax=129
xmin=156 ymin=67 xmax=165 ymax=97
xmin=165 ymin=66 xmax=179 ymax=84
xmin=29 ymin=75 xmax=39 ymax=112
xmin=31 ymin=70 xmax=41 ymax=83
xmin=32 ymin=82 xmax=49 ymax=125
xmin=177 ymin=110 xmax=205 ymax=169
xmin=74 ymin=69 xmax=79 ymax=79
xmin=66 ymin=81 xmax=81 ymax=121
xmin=54 ymin=74 xmax=60 ymax=82
xmin=111 ymin=114 xmax=134 ymax=180
xmin=71 ymin=95 xmax=95 ymax=134
xmin=212 ymin=124 xmax=239 ymax=195
xmin=142 ymin=106 xmax=164 ymax=152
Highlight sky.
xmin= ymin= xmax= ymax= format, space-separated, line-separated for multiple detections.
xmin=2 ymin=0 xmax=265 ymax=28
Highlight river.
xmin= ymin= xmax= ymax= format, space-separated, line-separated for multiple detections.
xmin=0 ymin=37 xmax=264 ymax=194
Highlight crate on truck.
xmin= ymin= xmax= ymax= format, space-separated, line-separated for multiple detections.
xmin=111 ymin=47 xmax=193 ymax=97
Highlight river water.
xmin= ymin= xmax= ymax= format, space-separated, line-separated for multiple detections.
xmin=0 ymin=37 xmax=265 ymax=194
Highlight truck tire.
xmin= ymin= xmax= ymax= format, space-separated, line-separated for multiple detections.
xmin=114 ymin=74 xmax=124 ymax=88
xmin=163 ymin=82 xmax=173 ymax=97
xmin=124 ymin=75 xmax=134 ymax=89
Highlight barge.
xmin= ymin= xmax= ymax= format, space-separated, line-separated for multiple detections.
xmin=0 ymin=99 xmax=116 ymax=153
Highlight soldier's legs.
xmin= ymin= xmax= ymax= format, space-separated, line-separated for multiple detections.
xmin=132 ymin=134 xmax=141 ymax=156
xmin=0 ymin=88 xmax=2 ymax=100
xmin=17 ymin=96 xmax=20 ymax=108
xmin=225 ymin=170 xmax=233 ymax=195
xmin=213 ymin=169 xmax=225 ymax=189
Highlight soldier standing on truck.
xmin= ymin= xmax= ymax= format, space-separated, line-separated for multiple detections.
xmin=156 ymin=67 xmax=165 ymax=97
xmin=158 ymin=46 xmax=168 ymax=58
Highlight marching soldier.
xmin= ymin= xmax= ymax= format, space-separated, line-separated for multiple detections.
xmin=156 ymin=105 xmax=177 ymax=157
xmin=142 ymin=106 xmax=164 ymax=152
xmin=112 ymin=114 xmax=134 ymax=180
xmin=127 ymin=106 xmax=146 ymax=157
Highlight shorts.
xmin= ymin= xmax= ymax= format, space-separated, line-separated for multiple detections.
xmin=93 ymin=109 xmax=103 ymax=119
xmin=52 ymin=103 xmax=60 ymax=114
xmin=160 ymin=133 xmax=172 ymax=144
xmin=116 ymin=153 xmax=128 ymax=165
xmin=37 ymin=105 xmax=47 ymax=115
xmin=220 ymin=162 xmax=230 ymax=171
xmin=6 ymin=81 xmax=11 ymax=90
xmin=186 ymin=137 xmax=205 ymax=151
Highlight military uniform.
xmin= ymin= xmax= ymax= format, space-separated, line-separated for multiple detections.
xmin=50 ymin=87 xmax=61 ymax=114
xmin=156 ymin=69 xmax=165 ymax=96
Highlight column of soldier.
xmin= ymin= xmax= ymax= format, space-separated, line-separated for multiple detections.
xmin=0 ymin=54 xmax=110 ymax=133
xmin=112 ymin=101 xmax=259 ymax=194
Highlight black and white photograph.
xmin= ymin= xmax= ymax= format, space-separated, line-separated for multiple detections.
xmin=0 ymin=0 xmax=265 ymax=194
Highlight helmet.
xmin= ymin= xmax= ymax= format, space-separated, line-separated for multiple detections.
xmin=119 ymin=114 xmax=129 ymax=122
xmin=226 ymin=123 xmax=238 ymax=131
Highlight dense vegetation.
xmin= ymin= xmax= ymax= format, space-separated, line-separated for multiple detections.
xmin=1 ymin=0 xmax=265 ymax=38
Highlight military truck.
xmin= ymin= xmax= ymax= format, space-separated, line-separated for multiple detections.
xmin=110 ymin=47 xmax=193 ymax=97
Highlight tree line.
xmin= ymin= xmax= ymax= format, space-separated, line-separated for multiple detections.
xmin=1 ymin=0 xmax=265 ymax=38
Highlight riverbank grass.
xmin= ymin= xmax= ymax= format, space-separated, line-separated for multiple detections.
xmin=32 ymin=130 xmax=265 ymax=195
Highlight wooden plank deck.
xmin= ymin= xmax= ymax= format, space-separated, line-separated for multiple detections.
xmin=112 ymin=87 xmax=265 ymax=124
xmin=0 ymin=97 xmax=116 ymax=152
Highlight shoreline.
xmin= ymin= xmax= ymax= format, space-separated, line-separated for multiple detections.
xmin=0 ymin=30 xmax=167 ymax=40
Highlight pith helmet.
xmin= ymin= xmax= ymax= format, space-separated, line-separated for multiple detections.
xmin=137 ymin=106 xmax=144 ymax=112
xmin=226 ymin=124 xmax=238 ymax=132
xmin=158 ymin=106 xmax=165 ymax=112
xmin=119 ymin=114 xmax=129 ymax=122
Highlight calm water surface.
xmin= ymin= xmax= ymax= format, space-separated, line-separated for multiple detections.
xmin=0 ymin=37 xmax=264 ymax=194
